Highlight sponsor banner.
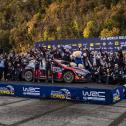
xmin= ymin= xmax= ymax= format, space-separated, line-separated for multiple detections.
xmin=37 ymin=86 xmax=124 ymax=104
xmin=0 ymin=83 xmax=125 ymax=104
xmin=51 ymin=89 xmax=71 ymax=100
xmin=0 ymin=85 xmax=15 ymax=95
xmin=113 ymin=89 xmax=120 ymax=102
xmin=112 ymin=86 xmax=125 ymax=103
xmin=23 ymin=87 xmax=40 ymax=96
xmin=82 ymin=90 xmax=106 ymax=101
xmin=34 ymin=36 xmax=126 ymax=51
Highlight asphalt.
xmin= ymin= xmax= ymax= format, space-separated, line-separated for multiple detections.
xmin=0 ymin=96 xmax=126 ymax=126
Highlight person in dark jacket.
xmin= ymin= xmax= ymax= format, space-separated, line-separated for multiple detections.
xmin=0 ymin=55 xmax=5 ymax=80
xmin=112 ymin=64 xmax=123 ymax=84
xmin=63 ymin=48 xmax=71 ymax=62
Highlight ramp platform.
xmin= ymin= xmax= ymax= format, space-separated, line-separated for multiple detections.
xmin=0 ymin=82 xmax=125 ymax=105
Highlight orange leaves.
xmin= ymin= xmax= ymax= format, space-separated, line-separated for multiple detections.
xmin=27 ymin=13 xmax=40 ymax=34
xmin=100 ymin=27 xmax=120 ymax=37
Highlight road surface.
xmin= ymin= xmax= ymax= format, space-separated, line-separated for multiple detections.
xmin=0 ymin=96 xmax=126 ymax=126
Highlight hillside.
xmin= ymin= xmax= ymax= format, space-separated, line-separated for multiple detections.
xmin=0 ymin=0 xmax=126 ymax=51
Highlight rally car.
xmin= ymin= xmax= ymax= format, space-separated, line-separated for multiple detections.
xmin=22 ymin=59 xmax=91 ymax=83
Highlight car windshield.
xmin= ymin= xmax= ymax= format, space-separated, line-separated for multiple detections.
xmin=55 ymin=60 xmax=70 ymax=67
xmin=61 ymin=61 xmax=70 ymax=66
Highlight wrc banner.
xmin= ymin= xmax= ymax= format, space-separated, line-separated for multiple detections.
xmin=0 ymin=82 xmax=125 ymax=105
xmin=34 ymin=36 xmax=126 ymax=52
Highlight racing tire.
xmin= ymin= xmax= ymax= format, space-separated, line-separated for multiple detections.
xmin=24 ymin=70 xmax=33 ymax=82
xmin=63 ymin=71 xmax=74 ymax=83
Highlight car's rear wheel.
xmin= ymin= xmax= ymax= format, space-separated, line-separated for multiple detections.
xmin=24 ymin=70 xmax=33 ymax=82
xmin=63 ymin=71 xmax=74 ymax=83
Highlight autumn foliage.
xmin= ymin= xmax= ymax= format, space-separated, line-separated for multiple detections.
xmin=0 ymin=0 xmax=126 ymax=51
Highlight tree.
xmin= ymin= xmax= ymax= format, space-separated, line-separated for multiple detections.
xmin=0 ymin=30 xmax=11 ymax=51
xmin=100 ymin=27 xmax=120 ymax=37
xmin=43 ymin=30 xmax=48 ymax=40
xmin=0 ymin=0 xmax=126 ymax=51
xmin=83 ymin=21 xmax=95 ymax=38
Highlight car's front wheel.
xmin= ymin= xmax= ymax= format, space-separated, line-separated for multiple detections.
xmin=24 ymin=70 xmax=33 ymax=82
xmin=63 ymin=71 xmax=74 ymax=83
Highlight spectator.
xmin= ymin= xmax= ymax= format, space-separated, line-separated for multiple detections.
xmin=0 ymin=46 xmax=125 ymax=85
xmin=0 ymin=55 xmax=5 ymax=80
xmin=63 ymin=48 xmax=71 ymax=62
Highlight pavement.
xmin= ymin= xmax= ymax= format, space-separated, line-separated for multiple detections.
xmin=0 ymin=96 xmax=126 ymax=126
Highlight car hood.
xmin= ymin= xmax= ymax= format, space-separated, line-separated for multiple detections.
xmin=73 ymin=67 xmax=90 ymax=74
xmin=63 ymin=65 xmax=90 ymax=74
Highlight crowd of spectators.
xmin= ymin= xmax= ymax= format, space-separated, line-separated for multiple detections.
xmin=0 ymin=45 xmax=126 ymax=84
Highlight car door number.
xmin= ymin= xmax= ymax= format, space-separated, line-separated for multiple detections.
xmin=53 ymin=67 xmax=62 ymax=72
